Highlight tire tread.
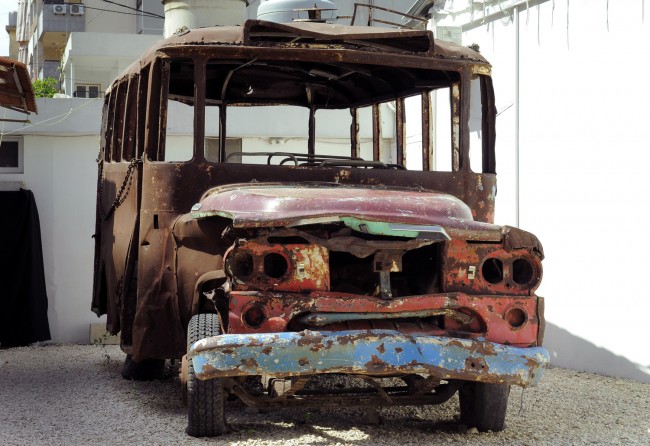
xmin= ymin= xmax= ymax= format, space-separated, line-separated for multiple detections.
xmin=186 ymin=314 xmax=228 ymax=437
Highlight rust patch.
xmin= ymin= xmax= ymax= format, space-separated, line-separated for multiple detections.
xmin=240 ymin=357 xmax=259 ymax=368
xmin=395 ymin=347 xmax=403 ymax=353
xmin=465 ymin=356 xmax=488 ymax=372
xmin=261 ymin=346 xmax=273 ymax=355
xmin=448 ymin=340 xmax=465 ymax=349
xmin=297 ymin=331 xmax=325 ymax=347
xmin=377 ymin=343 xmax=386 ymax=354
xmin=366 ymin=354 xmax=387 ymax=373
xmin=298 ymin=358 xmax=310 ymax=366
xmin=470 ymin=341 xmax=497 ymax=356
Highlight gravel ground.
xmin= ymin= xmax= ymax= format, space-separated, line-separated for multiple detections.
xmin=1 ymin=343 xmax=648 ymax=445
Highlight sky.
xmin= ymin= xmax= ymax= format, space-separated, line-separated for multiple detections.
xmin=0 ymin=2 xmax=14 ymax=57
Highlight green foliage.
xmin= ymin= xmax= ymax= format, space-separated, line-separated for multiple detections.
xmin=32 ymin=77 xmax=59 ymax=98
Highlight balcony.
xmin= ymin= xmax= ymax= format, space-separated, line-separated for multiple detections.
xmin=37 ymin=4 xmax=85 ymax=41
xmin=39 ymin=60 xmax=61 ymax=81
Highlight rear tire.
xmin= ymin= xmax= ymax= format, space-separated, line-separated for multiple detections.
xmin=186 ymin=314 xmax=229 ymax=437
xmin=459 ymin=382 xmax=510 ymax=432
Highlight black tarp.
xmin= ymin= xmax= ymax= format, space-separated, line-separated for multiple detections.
xmin=0 ymin=189 xmax=50 ymax=347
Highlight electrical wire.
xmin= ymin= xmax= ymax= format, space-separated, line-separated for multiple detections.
xmin=0 ymin=98 xmax=100 ymax=136
xmin=82 ymin=5 xmax=163 ymax=19
xmin=101 ymin=0 xmax=164 ymax=19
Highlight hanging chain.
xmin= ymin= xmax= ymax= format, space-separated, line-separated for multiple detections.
xmin=98 ymin=157 xmax=142 ymax=220
xmin=96 ymin=154 xmax=105 ymax=219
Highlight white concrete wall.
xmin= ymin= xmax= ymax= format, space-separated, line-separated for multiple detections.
xmin=459 ymin=1 xmax=650 ymax=377
xmin=61 ymin=32 xmax=162 ymax=95
xmin=1 ymin=99 xmax=103 ymax=343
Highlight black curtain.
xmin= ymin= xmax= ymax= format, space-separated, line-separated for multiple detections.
xmin=0 ymin=189 xmax=51 ymax=347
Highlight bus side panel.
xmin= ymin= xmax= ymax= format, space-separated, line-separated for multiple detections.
xmin=92 ymin=163 xmax=140 ymax=337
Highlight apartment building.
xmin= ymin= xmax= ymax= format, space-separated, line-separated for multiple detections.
xmin=11 ymin=0 xmax=163 ymax=96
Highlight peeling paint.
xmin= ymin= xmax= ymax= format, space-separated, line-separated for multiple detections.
xmin=190 ymin=329 xmax=549 ymax=387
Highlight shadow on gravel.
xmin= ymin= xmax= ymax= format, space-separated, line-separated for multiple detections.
xmin=545 ymin=322 xmax=650 ymax=383
xmin=222 ymin=404 xmax=464 ymax=444
xmin=226 ymin=398 xmax=467 ymax=438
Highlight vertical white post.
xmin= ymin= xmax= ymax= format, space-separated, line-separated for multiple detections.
xmin=515 ymin=7 xmax=520 ymax=228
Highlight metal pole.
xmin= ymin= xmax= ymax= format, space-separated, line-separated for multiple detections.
xmin=515 ymin=7 xmax=520 ymax=228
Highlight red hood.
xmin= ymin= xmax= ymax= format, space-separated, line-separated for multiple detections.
xmin=191 ymin=183 xmax=500 ymax=236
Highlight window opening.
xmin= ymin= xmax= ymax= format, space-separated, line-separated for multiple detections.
xmin=0 ymin=140 xmax=23 ymax=174
xmin=111 ymin=83 xmax=127 ymax=162
xmin=75 ymin=84 xmax=100 ymax=98
xmin=405 ymin=94 xmax=424 ymax=171
xmin=161 ymin=59 xmax=195 ymax=162
xmin=121 ymin=78 xmax=138 ymax=161
xmin=434 ymin=88 xmax=453 ymax=172
xmin=104 ymin=90 xmax=116 ymax=162
xmin=136 ymin=66 xmax=149 ymax=160
xmin=469 ymin=76 xmax=483 ymax=173
xmin=208 ymin=105 xmax=310 ymax=165
xmin=205 ymin=137 xmax=242 ymax=162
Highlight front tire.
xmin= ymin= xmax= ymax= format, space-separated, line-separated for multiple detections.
xmin=459 ymin=382 xmax=510 ymax=432
xmin=186 ymin=313 xmax=229 ymax=437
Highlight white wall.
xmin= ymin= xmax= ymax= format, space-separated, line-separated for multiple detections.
xmin=1 ymin=99 xmax=103 ymax=343
xmin=29 ymin=134 xmax=98 ymax=343
xmin=459 ymin=1 xmax=650 ymax=373
xmin=61 ymin=32 xmax=162 ymax=95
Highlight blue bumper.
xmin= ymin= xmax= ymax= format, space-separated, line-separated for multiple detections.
xmin=189 ymin=329 xmax=549 ymax=388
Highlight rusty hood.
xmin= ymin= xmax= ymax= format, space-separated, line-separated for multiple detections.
xmin=191 ymin=183 xmax=501 ymax=238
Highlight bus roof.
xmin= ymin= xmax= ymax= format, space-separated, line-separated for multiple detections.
xmin=114 ymin=20 xmax=488 ymax=86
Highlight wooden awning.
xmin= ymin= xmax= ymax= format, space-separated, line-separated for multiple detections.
xmin=0 ymin=57 xmax=37 ymax=120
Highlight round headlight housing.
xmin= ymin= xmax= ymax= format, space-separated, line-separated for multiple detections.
xmin=227 ymin=249 xmax=254 ymax=281
xmin=512 ymin=258 xmax=535 ymax=286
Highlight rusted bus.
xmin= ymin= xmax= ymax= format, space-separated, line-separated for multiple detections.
xmin=92 ymin=19 xmax=547 ymax=436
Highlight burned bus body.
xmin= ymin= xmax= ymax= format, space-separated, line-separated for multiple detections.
xmin=92 ymin=20 xmax=549 ymax=436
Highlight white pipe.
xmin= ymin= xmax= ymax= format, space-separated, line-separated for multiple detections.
xmin=515 ymin=7 xmax=520 ymax=228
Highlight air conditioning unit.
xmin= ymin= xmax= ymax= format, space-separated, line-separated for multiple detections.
xmin=53 ymin=4 xmax=67 ymax=15
xmin=70 ymin=4 xmax=85 ymax=16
